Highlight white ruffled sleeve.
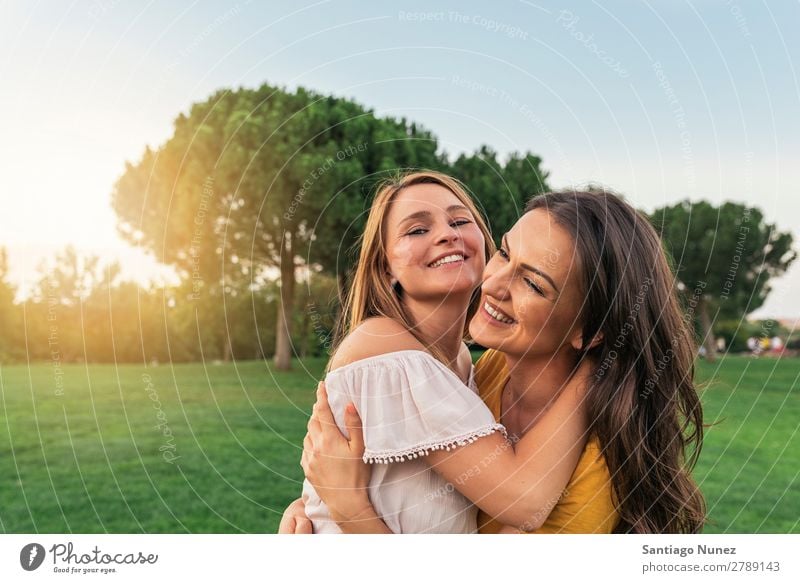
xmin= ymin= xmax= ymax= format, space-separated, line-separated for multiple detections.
xmin=323 ymin=350 xmax=506 ymax=464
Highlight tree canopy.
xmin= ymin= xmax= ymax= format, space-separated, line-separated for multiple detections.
xmin=650 ymin=200 xmax=796 ymax=359
xmin=112 ymin=83 xmax=548 ymax=369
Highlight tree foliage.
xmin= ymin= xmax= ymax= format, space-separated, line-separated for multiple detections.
xmin=449 ymin=146 xmax=548 ymax=246
xmin=650 ymin=200 xmax=796 ymax=359
xmin=112 ymin=84 xmax=444 ymax=369
xmin=6 ymin=81 xmax=795 ymax=368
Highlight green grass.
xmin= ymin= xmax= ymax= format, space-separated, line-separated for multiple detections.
xmin=0 ymin=359 xmax=320 ymax=533
xmin=0 ymin=356 xmax=797 ymax=533
xmin=694 ymin=357 xmax=800 ymax=533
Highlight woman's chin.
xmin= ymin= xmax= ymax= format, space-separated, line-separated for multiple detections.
xmin=428 ymin=280 xmax=480 ymax=297
xmin=468 ymin=320 xmax=505 ymax=349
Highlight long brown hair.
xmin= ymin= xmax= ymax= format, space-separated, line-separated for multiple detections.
xmin=526 ymin=189 xmax=705 ymax=533
xmin=330 ymin=170 xmax=495 ymax=371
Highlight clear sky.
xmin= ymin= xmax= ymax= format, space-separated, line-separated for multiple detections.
xmin=2 ymin=0 xmax=799 ymax=317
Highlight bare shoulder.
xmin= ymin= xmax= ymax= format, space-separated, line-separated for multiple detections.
xmin=328 ymin=317 xmax=426 ymax=370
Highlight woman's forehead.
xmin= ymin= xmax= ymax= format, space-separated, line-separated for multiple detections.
xmin=389 ymin=184 xmax=464 ymax=214
xmin=511 ymin=210 xmax=571 ymax=246
xmin=508 ymin=210 xmax=578 ymax=278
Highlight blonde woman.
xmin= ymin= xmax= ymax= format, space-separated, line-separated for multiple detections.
xmin=292 ymin=171 xmax=597 ymax=534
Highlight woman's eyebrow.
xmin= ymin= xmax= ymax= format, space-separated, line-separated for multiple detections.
xmin=399 ymin=205 xmax=470 ymax=225
xmin=447 ymin=204 xmax=469 ymax=213
xmin=501 ymin=234 xmax=560 ymax=293
xmin=399 ymin=210 xmax=432 ymax=225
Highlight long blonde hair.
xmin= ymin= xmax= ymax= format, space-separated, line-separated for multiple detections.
xmin=330 ymin=170 xmax=495 ymax=370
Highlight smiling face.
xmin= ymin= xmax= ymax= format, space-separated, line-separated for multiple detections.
xmin=383 ymin=183 xmax=486 ymax=302
xmin=469 ymin=208 xmax=589 ymax=358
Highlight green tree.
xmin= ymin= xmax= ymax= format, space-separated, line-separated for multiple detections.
xmin=650 ymin=200 xmax=796 ymax=361
xmin=113 ymin=84 xmax=443 ymax=370
xmin=0 ymin=248 xmax=20 ymax=362
xmin=304 ymin=116 xmax=444 ymax=307
xmin=450 ymin=146 xmax=549 ymax=246
xmin=24 ymin=246 xmax=123 ymax=363
xmin=497 ymin=151 xmax=550 ymax=238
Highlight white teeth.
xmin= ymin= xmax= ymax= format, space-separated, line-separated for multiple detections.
xmin=429 ymin=254 xmax=465 ymax=268
xmin=484 ymin=301 xmax=514 ymax=324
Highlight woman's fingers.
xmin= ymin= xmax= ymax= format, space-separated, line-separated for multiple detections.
xmin=295 ymin=516 xmax=313 ymax=534
xmin=307 ymin=407 xmax=322 ymax=436
xmin=279 ymin=498 xmax=312 ymax=534
xmin=278 ymin=516 xmax=297 ymax=534
xmin=344 ymin=402 xmax=365 ymax=454
xmin=314 ymin=381 xmax=340 ymax=431
xmin=302 ymin=433 xmax=315 ymax=476
xmin=300 ymin=448 xmax=309 ymax=474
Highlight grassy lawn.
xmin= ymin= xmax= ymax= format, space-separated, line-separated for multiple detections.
xmin=694 ymin=356 xmax=800 ymax=533
xmin=0 ymin=355 xmax=797 ymax=533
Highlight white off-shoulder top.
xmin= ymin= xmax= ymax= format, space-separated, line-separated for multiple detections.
xmin=302 ymin=350 xmax=506 ymax=534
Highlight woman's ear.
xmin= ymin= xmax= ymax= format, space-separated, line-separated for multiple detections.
xmin=570 ymin=331 xmax=603 ymax=351
xmin=585 ymin=332 xmax=603 ymax=350
xmin=387 ymin=271 xmax=400 ymax=292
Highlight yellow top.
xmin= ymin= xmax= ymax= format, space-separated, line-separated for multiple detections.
xmin=474 ymin=349 xmax=619 ymax=534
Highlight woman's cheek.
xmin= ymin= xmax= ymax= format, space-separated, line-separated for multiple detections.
xmin=471 ymin=237 xmax=487 ymax=271
xmin=389 ymin=238 xmax=418 ymax=269
xmin=517 ymin=300 xmax=549 ymax=344
xmin=466 ymin=226 xmax=485 ymax=257
xmin=516 ymin=298 xmax=532 ymax=323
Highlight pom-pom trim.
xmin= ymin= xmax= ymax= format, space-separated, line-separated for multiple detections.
xmin=362 ymin=424 xmax=507 ymax=464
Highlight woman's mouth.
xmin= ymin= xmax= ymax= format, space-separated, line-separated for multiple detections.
xmin=481 ymin=300 xmax=516 ymax=326
xmin=428 ymin=253 xmax=466 ymax=268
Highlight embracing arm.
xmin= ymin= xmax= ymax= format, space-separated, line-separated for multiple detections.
xmin=306 ymin=368 xmax=590 ymax=533
xmin=423 ymin=368 xmax=590 ymax=531
xmin=300 ymin=317 xmax=423 ymax=533
xmin=304 ymin=317 xmax=589 ymax=532
xmin=302 ymin=386 xmax=393 ymax=534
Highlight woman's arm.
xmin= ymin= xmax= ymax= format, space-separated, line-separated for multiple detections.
xmin=276 ymin=495 xmax=390 ymax=535
xmin=421 ymin=360 xmax=592 ymax=531
xmin=299 ymin=317 xmax=424 ymax=533
xmin=306 ymin=359 xmax=593 ymax=532
xmin=302 ymin=385 xmax=393 ymax=534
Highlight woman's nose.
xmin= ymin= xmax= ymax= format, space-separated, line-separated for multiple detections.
xmin=482 ymin=263 xmax=512 ymax=300
xmin=436 ymin=225 xmax=460 ymax=244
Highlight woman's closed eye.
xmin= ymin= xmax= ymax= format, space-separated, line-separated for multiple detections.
xmin=497 ymin=248 xmax=545 ymax=296
xmin=451 ymin=218 xmax=472 ymax=227
xmin=406 ymin=227 xmax=428 ymax=236
xmin=406 ymin=218 xmax=472 ymax=236
xmin=524 ymin=278 xmax=545 ymax=296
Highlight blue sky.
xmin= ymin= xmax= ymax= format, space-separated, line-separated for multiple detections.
xmin=1 ymin=0 xmax=798 ymax=317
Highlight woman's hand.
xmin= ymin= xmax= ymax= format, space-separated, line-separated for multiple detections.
xmin=278 ymin=497 xmax=312 ymax=534
xmin=301 ymin=382 xmax=373 ymax=524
